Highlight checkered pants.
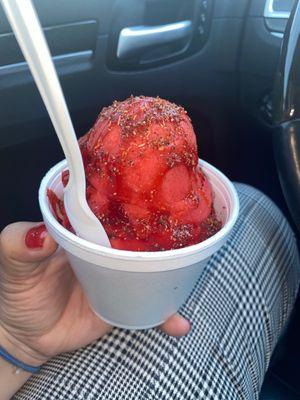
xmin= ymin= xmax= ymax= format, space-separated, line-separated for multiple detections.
xmin=15 ymin=184 xmax=300 ymax=400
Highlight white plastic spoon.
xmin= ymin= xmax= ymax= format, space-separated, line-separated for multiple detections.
xmin=1 ymin=0 xmax=111 ymax=247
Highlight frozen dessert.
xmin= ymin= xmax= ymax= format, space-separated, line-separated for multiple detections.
xmin=48 ymin=96 xmax=221 ymax=251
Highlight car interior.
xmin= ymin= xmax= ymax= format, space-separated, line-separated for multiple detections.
xmin=0 ymin=0 xmax=299 ymax=398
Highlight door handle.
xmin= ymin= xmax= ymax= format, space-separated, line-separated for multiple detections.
xmin=117 ymin=20 xmax=192 ymax=59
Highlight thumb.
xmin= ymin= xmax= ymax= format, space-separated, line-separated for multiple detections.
xmin=0 ymin=222 xmax=58 ymax=274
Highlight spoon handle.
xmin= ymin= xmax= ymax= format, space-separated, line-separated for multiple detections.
xmin=1 ymin=0 xmax=85 ymax=192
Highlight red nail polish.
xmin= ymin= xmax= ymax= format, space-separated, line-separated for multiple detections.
xmin=25 ymin=224 xmax=47 ymax=249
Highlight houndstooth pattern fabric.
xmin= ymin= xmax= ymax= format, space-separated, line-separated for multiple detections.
xmin=14 ymin=184 xmax=300 ymax=400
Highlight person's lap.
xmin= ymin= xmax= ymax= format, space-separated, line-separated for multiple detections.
xmin=14 ymin=184 xmax=300 ymax=400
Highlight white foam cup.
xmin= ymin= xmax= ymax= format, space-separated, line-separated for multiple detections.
xmin=39 ymin=159 xmax=239 ymax=329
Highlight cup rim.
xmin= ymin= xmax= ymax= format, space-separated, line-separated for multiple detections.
xmin=39 ymin=159 xmax=239 ymax=261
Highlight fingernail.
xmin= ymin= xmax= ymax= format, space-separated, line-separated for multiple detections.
xmin=25 ymin=224 xmax=47 ymax=249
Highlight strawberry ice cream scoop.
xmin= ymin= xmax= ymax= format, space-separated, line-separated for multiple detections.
xmin=48 ymin=96 xmax=221 ymax=251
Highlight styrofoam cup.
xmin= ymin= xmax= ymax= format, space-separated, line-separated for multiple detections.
xmin=39 ymin=159 xmax=239 ymax=329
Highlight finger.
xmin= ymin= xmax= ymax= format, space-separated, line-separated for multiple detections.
xmin=159 ymin=314 xmax=191 ymax=337
xmin=0 ymin=222 xmax=58 ymax=272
